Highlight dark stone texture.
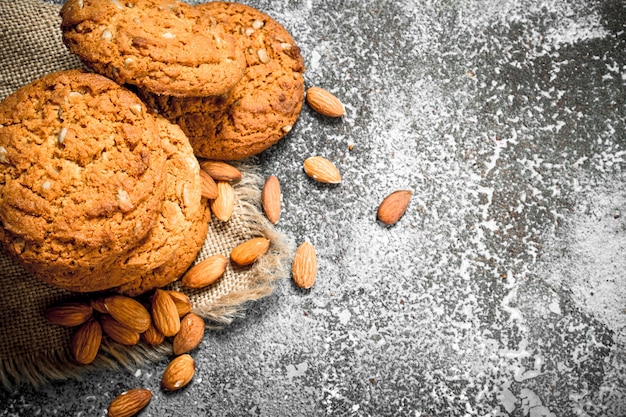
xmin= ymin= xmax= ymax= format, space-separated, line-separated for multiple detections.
xmin=2 ymin=1 xmax=625 ymax=416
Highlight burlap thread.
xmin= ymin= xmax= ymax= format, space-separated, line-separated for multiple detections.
xmin=0 ymin=0 xmax=293 ymax=391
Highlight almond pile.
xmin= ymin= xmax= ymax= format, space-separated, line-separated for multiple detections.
xmin=46 ymin=288 xmax=204 ymax=415
xmin=45 ymin=290 xmax=203 ymax=362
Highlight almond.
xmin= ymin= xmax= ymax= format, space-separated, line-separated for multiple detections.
xmin=70 ymin=318 xmax=102 ymax=365
xmin=306 ymin=86 xmax=345 ymax=117
xmin=262 ymin=175 xmax=281 ymax=224
xmin=140 ymin=322 xmax=165 ymax=346
xmin=230 ymin=237 xmax=270 ymax=266
xmin=107 ymin=388 xmax=152 ymax=417
xmin=181 ymin=254 xmax=228 ymax=289
xmin=90 ymin=297 xmax=108 ymax=314
xmin=44 ymin=302 xmax=92 ymax=327
xmin=377 ymin=190 xmax=412 ymax=225
xmin=151 ymin=289 xmax=181 ymax=337
xmin=199 ymin=169 xmax=218 ymax=200
xmin=199 ymin=160 xmax=242 ymax=182
xmin=100 ymin=315 xmax=141 ymax=346
xmin=166 ymin=290 xmax=192 ymax=318
xmin=303 ymin=156 xmax=342 ymax=184
xmin=173 ymin=313 xmax=205 ymax=355
xmin=104 ymin=295 xmax=151 ymax=333
xmin=209 ymin=181 xmax=235 ymax=222
xmin=161 ymin=354 xmax=195 ymax=391
xmin=292 ymin=241 xmax=317 ymax=289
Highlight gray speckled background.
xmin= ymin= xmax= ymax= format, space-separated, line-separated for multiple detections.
xmin=2 ymin=0 xmax=626 ymax=416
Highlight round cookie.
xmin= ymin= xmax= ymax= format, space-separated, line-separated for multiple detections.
xmin=115 ymin=202 xmax=211 ymax=296
xmin=60 ymin=0 xmax=246 ymax=97
xmin=142 ymin=2 xmax=306 ymax=160
xmin=0 ymin=69 xmax=167 ymax=291
xmin=16 ymin=114 xmax=203 ymax=293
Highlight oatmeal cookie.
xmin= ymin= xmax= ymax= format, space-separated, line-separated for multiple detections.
xmin=142 ymin=1 xmax=306 ymax=160
xmin=60 ymin=0 xmax=246 ymax=97
xmin=0 ymin=69 xmax=167 ymax=291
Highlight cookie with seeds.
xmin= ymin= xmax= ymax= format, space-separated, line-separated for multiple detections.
xmin=0 ymin=69 xmax=167 ymax=292
xmin=60 ymin=0 xmax=246 ymax=97
xmin=67 ymin=113 xmax=204 ymax=291
xmin=141 ymin=1 xmax=306 ymax=160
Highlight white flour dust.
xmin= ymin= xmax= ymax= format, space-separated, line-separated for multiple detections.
xmin=539 ymin=172 xmax=626 ymax=344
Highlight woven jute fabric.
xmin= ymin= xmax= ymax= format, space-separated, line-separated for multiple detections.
xmin=0 ymin=0 xmax=292 ymax=390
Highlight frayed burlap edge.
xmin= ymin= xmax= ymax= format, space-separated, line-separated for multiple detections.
xmin=0 ymin=160 xmax=295 ymax=392
xmin=175 ymin=160 xmax=295 ymax=325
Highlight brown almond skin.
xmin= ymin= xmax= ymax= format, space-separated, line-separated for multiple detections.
xmin=44 ymin=302 xmax=92 ymax=327
xmin=210 ymin=181 xmax=235 ymax=222
xmin=199 ymin=160 xmax=242 ymax=182
xmin=292 ymin=241 xmax=317 ymax=289
xmin=262 ymin=175 xmax=281 ymax=224
xmin=161 ymin=354 xmax=195 ymax=391
xmin=71 ymin=318 xmax=102 ymax=365
xmin=140 ymin=322 xmax=165 ymax=346
xmin=100 ymin=315 xmax=141 ymax=346
xmin=166 ymin=290 xmax=192 ymax=318
xmin=200 ymin=169 xmax=218 ymax=200
xmin=306 ymin=86 xmax=345 ymax=117
xmin=303 ymin=156 xmax=342 ymax=184
xmin=173 ymin=313 xmax=205 ymax=355
xmin=181 ymin=254 xmax=228 ymax=289
xmin=151 ymin=289 xmax=181 ymax=337
xmin=230 ymin=237 xmax=270 ymax=267
xmin=377 ymin=190 xmax=413 ymax=225
xmin=104 ymin=295 xmax=151 ymax=333
xmin=90 ymin=297 xmax=108 ymax=314
xmin=107 ymin=388 xmax=152 ymax=417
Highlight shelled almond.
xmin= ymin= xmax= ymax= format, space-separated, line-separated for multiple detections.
xmin=151 ymin=289 xmax=181 ymax=337
xmin=262 ymin=175 xmax=281 ymax=224
xmin=107 ymin=388 xmax=152 ymax=417
xmin=70 ymin=318 xmax=102 ymax=365
xmin=173 ymin=313 xmax=205 ymax=355
xmin=303 ymin=156 xmax=342 ymax=184
xmin=306 ymin=86 xmax=345 ymax=117
xmin=199 ymin=169 xmax=218 ymax=200
xmin=181 ymin=254 xmax=228 ymax=289
xmin=103 ymin=295 xmax=151 ymax=333
xmin=230 ymin=237 xmax=271 ymax=266
xmin=377 ymin=190 xmax=412 ymax=225
xmin=210 ymin=181 xmax=236 ymax=221
xmin=140 ymin=322 xmax=165 ymax=347
xmin=166 ymin=290 xmax=193 ymax=318
xmin=199 ymin=160 xmax=242 ymax=182
xmin=100 ymin=315 xmax=141 ymax=346
xmin=292 ymin=241 xmax=317 ymax=289
xmin=44 ymin=302 xmax=92 ymax=327
xmin=161 ymin=354 xmax=195 ymax=391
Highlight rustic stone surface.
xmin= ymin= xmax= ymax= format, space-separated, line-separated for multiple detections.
xmin=2 ymin=0 xmax=625 ymax=416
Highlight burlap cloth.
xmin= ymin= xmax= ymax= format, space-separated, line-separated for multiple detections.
xmin=0 ymin=0 xmax=293 ymax=390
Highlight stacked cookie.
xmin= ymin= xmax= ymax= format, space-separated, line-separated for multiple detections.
xmin=60 ymin=0 xmax=306 ymax=161
xmin=0 ymin=70 xmax=209 ymax=294
xmin=0 ymin=0 xmax=305 ymax=295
